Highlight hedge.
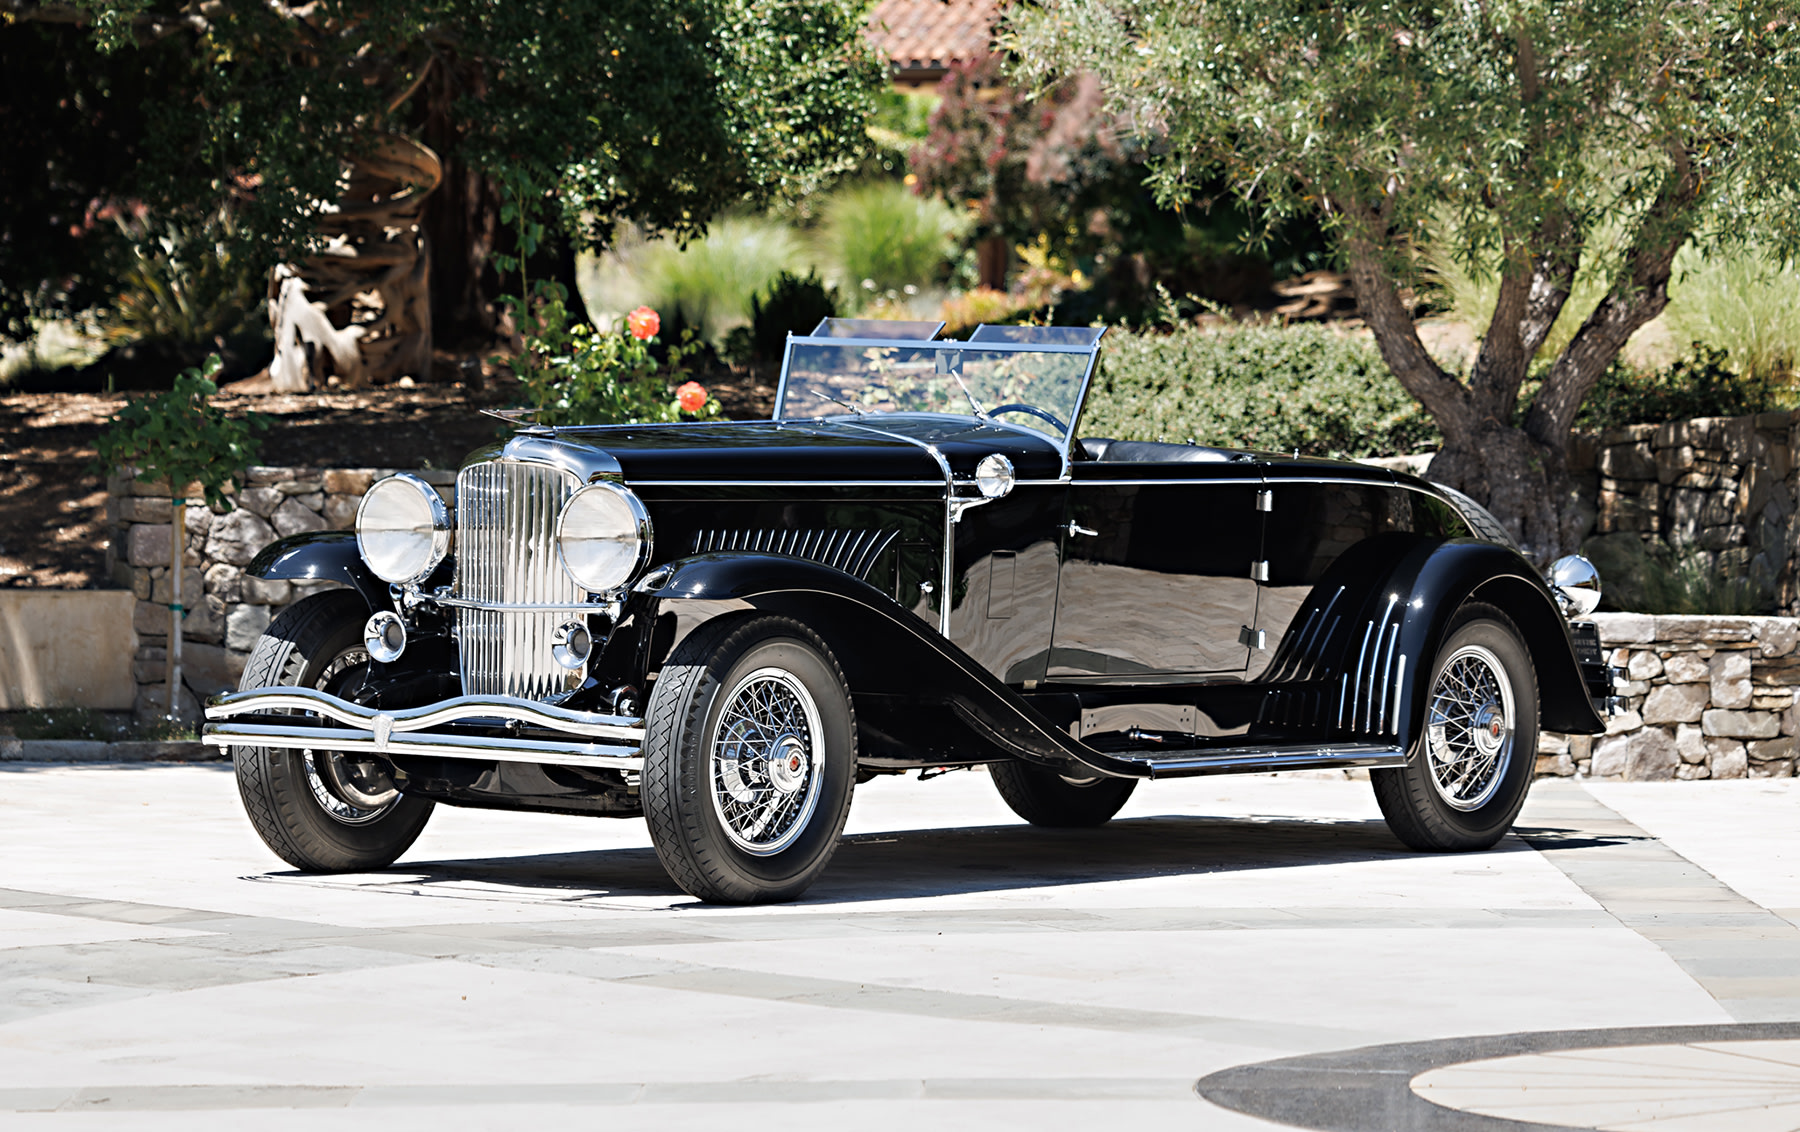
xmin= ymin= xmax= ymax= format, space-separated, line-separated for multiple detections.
xmin=1078 ymin=324 xmax=1438 ymax=459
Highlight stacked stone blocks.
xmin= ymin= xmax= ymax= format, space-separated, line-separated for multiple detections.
xmin=105 ymin=465 xmax=456 ymax=722
xmin=1537 ymin=612 xmax=1800 ymax=781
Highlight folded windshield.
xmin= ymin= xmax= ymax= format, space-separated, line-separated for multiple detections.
xmin=776 ymin=333 xmax=1101 ymax=442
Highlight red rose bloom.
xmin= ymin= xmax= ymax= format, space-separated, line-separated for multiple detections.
xmin=676 ymin=381 xmax=707 ymax=414
xmin=626 ymin=306 xmax=660 ymax=340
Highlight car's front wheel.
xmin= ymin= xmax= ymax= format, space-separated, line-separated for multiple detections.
xmin=232 ymin=591 xmax=434 ymax=871
xmin=1372 ymin=602 xmax=1539 ymax=852
xmin=642 ymin=616 xmax=856 ymax=903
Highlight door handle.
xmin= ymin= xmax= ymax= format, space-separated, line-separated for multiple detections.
xmin=1064 ymin=521 xmax=1099 ymax=538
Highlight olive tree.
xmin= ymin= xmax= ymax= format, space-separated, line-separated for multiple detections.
xmin=1008 ymin=0 xmax=1800 ymax=560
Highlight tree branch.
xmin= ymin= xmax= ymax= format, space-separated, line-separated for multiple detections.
xmin=1337 ymin=204 xmax=1472 ymax=434
xmin=1524 ymin=150 xmax=1701 ymax=443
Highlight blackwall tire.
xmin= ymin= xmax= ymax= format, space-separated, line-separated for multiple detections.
xmin=231 ymin=591 xmax=434 ymax=872
xmin=1372 ymin=602 xmax=1539 ymax=852
xmin=642 ymin=616 xmax=857 ymax=904
xmin=989 ymin=760 xmax=1136 ymax=828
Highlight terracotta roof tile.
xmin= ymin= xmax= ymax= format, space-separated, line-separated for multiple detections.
xmin=866 ymin=0 xmax=999 ymax=74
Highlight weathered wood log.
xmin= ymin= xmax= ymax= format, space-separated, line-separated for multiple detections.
xmin=267 ymin=136 xmax=442 ymax=390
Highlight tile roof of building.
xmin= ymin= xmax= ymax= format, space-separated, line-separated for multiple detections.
xmin=866 ymin=0 xmax=999 ymax=76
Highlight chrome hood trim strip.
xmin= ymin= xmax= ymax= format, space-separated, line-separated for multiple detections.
xmin=205 ymin=687 xmax=644 ymax=742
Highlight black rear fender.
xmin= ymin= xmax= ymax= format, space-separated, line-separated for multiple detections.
xmin=1393 ymin=541 xmax=1605 ymax=745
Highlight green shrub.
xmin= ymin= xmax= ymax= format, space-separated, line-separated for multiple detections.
xmin=815 ymin=180 xmax=964 ymax=296
xmin=723 ymin=270 xmax=840 ymax=365
xmin=1574 ymin=347 xmax=1781 ymax=430
xmin=1081 ymin=324 xmax=1438 ymax=458
xmin=1582 ymin=533 xmax=1775 ymax=615
xmin=507 ymin=283 xmax=721 ymax=427
xmin=581 ymin=216 xmax=805 ymax=346
xmin=1665 ymin=248 xmax=1800 ymax=387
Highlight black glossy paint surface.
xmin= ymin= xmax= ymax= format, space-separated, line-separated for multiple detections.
xmin=1050 ymin=462 xmax=1263 ymax=678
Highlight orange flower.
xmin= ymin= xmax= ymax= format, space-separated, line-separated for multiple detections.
xmin=626 ymin=306 xmax=660 ymax=340
xmin=676 ymin=381 xmax=707 ymax=414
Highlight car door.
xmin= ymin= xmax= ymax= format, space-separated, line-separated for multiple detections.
xmin=1048 ymin=459 xmax=1265 ymax=679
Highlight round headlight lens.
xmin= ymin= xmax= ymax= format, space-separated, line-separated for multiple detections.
xmin=355 ymin=474 xmax=451 ymax=584
xmin=557 ymin=482 xmax=652 ymax=593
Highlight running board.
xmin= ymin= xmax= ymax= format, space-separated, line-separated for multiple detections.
xmin=1101 ymin=742 xmax=1407 ymax=780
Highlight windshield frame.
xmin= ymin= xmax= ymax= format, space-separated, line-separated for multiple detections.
xmin=772 ymin=332 xmax=1105 ymax=474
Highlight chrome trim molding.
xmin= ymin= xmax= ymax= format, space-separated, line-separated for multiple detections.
xmin=691 ymin=527 xmax=899 ymax=580
xmin=202 ymin=723 xmax=641 ymax=771
xmin=205 ymin=686 xmax=645 ymax=742
xmin=1108 ymin=742 xmax=1406 ymax=780
xmin=456 ymin=458 xmax=585 ymax=699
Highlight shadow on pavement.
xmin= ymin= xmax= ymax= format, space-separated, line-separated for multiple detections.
xmin=265 ymin=812 xmax=1530 ymax=906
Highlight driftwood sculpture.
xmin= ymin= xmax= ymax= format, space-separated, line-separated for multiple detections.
xmin=268 ymin=136 xmax=442 ymax=391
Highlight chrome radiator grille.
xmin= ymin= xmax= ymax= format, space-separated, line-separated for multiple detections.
xmin=455 ymin=460 xmax=584 ymax=699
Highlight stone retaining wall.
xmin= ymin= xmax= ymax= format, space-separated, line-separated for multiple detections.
xmin=103 ymin=465 xmax=455 ymax=722
xmin=1539 ymin=612 xmax=1799 ymax=781
xmin=1572 ymin=410 xmax=1798 ymax=613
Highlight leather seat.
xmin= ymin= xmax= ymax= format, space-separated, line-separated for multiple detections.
xmin=1078 ymin=437 xmax=1240 ymax=464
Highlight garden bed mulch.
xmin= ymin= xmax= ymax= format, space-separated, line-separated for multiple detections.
xmin=0 ymin=361 xmax=778 ymax=590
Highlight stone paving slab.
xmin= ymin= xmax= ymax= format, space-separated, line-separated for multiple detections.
xmin=0 ymin=767 xmax=1789 ymax=1128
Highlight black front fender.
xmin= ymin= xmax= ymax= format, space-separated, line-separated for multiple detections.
xmin=618 ymin=553 xmax=1126 ymax=776
xmin=246 ymin=531 xmax=388 ymax=613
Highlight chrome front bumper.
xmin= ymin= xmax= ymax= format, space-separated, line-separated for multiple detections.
xmin=201 ymin=687 xmax=645 ymax=771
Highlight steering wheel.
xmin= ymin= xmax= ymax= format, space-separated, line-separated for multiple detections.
xmin=988 ymin=403 xmax=1070 ymax=436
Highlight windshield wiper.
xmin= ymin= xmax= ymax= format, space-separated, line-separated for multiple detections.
xmin=948 ymin=368 xmax=990 ymax=420
xmin=808 ymin=387 xmax=864 ymax=416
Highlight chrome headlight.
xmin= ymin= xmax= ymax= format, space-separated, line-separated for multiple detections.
xmin=1549 ymin=554 xmax=1603 ymax=617
xmin=556 ymin=482 xmax=652 ymax=593
xmin=355 ymin=473 xmax=451 ymax=584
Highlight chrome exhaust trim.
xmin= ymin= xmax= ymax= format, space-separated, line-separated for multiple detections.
xmin=205 ymin=686 xmax=643 ymax=742
xmin=201 ymin=722 xmax=640 ymax=771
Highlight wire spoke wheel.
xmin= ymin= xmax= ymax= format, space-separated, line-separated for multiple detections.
xmin=1425 ymin=644 xmax=1515 ymax=812
xmin=297 ymin=646 xmax=400 ymax=825
xmin=708 ymin=666 xmax=825 ymax=856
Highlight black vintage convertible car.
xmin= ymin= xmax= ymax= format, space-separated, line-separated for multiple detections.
xmin=204 ymin=319 xmax=1613 ymax=903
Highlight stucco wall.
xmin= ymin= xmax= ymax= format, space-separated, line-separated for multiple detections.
xmin=0 ymin=590 xmax=138 ymax=710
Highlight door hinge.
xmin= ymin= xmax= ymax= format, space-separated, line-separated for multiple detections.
xmin=1239 ymin=625 xmax=1267 ymax=650
xmin=1255 ymin=489 xmax=1274 ymax=512
xmin=1250 ymin=559 xmax=1270 ymax=582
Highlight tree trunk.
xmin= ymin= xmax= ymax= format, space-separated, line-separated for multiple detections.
xmin=267 ymin=136 xmax=442 ymax=390
xmin=421 ymin=52 xmax=503 ymax=346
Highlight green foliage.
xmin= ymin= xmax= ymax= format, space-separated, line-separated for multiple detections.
xmin=508 ymin=283 xmax=721 ymax=427
xmin=1666 ymin=248 xmax=1800 ymax=387
xmin=4 ymin=0 xmax=883 ymax=340
xmin=1582 ymin=534 xmax=1774 ymax=615
xmin=1082 ymin=325 xmax=1438 ymax=458
xmin=92 ymin=356 xmax=265 ymax=507
xmin=724 ymin=270 xmax=840 ymax=365
xmin=100 ymin=210 xmax=260 ymax=349
xmin=582 ymin=217 xmax=806 ymax=347
xmin=816 ymin=181 xmax=965 ymax=296
xmin=1010 ymin=1 xmax=1800 ymax=275
xmin=1574 ymin=348 xmax=1783 ymax=431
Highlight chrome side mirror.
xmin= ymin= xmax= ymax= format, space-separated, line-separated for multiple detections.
xmin=1548 ymin=554 xmax=1603 ymax=618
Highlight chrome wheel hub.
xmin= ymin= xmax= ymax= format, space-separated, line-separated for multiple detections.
xmin=1425 ymin=644 xmax=1515 ymax=812
xmin=710 ymin=667 xmax=824 ymax=856
xmin=302 ymin=646 xmax=399 ymax=825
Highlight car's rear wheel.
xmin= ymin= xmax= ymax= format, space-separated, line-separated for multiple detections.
xmin=989 ymin=761 xmax=1136 ymax=827
xmin=1372 ymin=602 xmax=1538 ymax=852
xmin=232 ymin=591 xmax=434 ymax=871
xmin=642 ymin=616 xmax=856 ymax=903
